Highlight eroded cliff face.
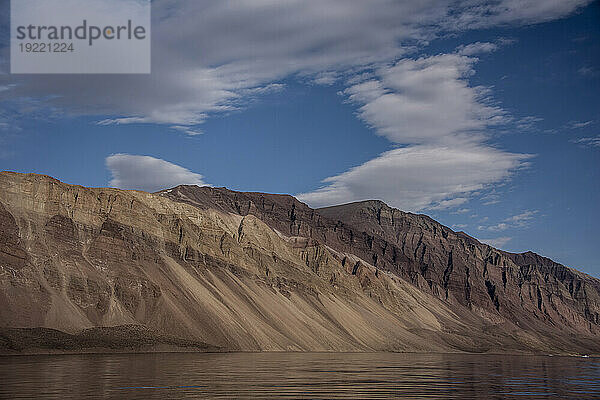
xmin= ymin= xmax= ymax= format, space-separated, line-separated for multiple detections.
xmin=318 ymin=201 xmax=600 ymax=334
xmin=0 ymin=172 xmax=599 ymax=354
xmin=161 ymin=186 xmax=600 ymax=337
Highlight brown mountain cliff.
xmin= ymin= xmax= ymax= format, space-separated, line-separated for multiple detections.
xmin=0 ymin=172 xmax=598 ymax=354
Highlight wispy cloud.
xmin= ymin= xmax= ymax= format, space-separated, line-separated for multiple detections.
xmin=171 ymin=125 xmax=204 ymax=136
xmin=452 ymin=208 xmax=471 ymax=215
xmin=506 ymin=210 xmax=538 ymax=225
xmin=568 ymin=120 xmax=594 ymax=129
xmin=572 ymin=135 xmax=600 ymax=148
xmin=481 ymin=190 xmax=502 ymax=205
xmin=456 ymin=41 xmax=499 ymax=56
xmin=428 ymin=198 xmax=469 ymax=211
xmin=480 ymin=237 xmax=512 ymax=248
xmin=455 ymin=38 xmax=516 ymax=57
xmin=311 ymin=72 xmax=339 ymax=86
xmin=479 ymin=210 xmax=538 ymax=231
xmin=515 ymin=116 xmax=543 ymax=131
xmin=483 ymin=223 xmax=510 ymax=232
xmin=483 ymin=199 xmax=500 ymax=206
xmin=446 ymin=0 xmax=593 ymax=29
xmin=578 ymin=66 xmax=599 ymax=77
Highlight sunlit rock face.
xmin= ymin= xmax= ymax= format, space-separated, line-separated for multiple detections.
xmin=1 ymin=171 xmax=599 ymax=354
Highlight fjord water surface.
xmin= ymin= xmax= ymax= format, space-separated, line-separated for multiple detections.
xmin=1 ymin=352 xmax=599 ymax=399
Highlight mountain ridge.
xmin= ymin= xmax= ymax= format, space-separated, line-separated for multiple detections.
xmin=161 ymin=184 xmax=600 ymax=335
xmin=1 ymin=171 xmax=599 ymax=354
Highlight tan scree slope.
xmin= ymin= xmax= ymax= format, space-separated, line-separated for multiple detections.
xmin=0 ymin=171 xmax=599 ymax=354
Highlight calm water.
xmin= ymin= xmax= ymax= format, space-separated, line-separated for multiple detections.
xmin=1 ymin=352 xmax=599 ymax=399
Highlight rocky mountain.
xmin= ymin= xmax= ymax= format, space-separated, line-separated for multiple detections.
xmin=1 ymin=171 xmax=599 ymax=354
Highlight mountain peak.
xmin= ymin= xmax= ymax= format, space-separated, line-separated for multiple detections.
xmin=1 ymin=171 xmax=599 ymax=355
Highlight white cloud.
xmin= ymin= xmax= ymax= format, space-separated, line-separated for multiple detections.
xmin=97 ymin=117 xmax=150 ymax=126
xmin=428 ymin=197 xmax=469 ymax=211
xmin=481 ymin=189 xmax=503 ymax=205
xmin=297 ymin=143 xmax=530 ymax=212
xmin=486 ymin=222 xmax=510 ymax=232
xmin=171 ymin=125 xmax=204 ymax=136
xmin=447 ymin=0 xmax=592 ymax=29
xmin=343 ymin=54 xmax=508 ymax=145
xmin=1 ymin=0 xmax=444 ymax=129
xmin=1 ymin=0 xmax=592 ymax=210
xmin=480 ymin=237 xmax=512 ymax=248
xmin=506 ymin=210 xmax=538 ymax=225
xmin=298 ymin=52 xmax=532 ymax=211
xmin=452 ymin=224 xmax=468 ymax=229
xmin=480 ymin=210 xmax=538 ymax=231
xmin=312 ymin=72 xmax=339 ymax=86
xmin=483 ymin=199 xmax=500 ymax=205
xmin=452 ymin=208 xmax=471 ymax=214
xmin=515 ymin=116 xmax=543 ymax=131
xmin=572 ymin=136 xmax=600 ymax=148
xmin=0 ymin=0 xmax=593 ymax=131
xmin=106 ymin=154 xmax=208 ymax=192
xmin=457 ymin=42 xmax=498 ymax=56
xmin=568 ymin=120 xmax=594 ymax=129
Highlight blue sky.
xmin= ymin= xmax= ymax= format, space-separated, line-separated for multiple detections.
xmin=0 ymin=0 xmax=599 ymax=276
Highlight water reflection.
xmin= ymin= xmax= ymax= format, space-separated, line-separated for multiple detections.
xmin=1 ymin=352 xmax=599 ymax=399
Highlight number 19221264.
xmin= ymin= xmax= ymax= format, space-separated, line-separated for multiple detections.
xmin=19 ymin=43 xmax=74 ymax=53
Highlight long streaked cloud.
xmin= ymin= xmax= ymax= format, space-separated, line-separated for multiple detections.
xmin=106 ymin=154 xmax=208 ymax=192
xmin=478 ymin=210 xmax=539 ymax=231
xmin=0 ymin=0 xmax=444 ymax=128
xmin=0 ymin=0 xmax=593 ymax=130
xmin=572 ymin=135 xmax=600 ymax=148
xmin=297 ymin=144 xmax=531 ymax=211
xmin=568 ymin=120 xmax=594 ymax=129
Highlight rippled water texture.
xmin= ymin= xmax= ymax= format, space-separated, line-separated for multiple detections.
xmin=1 ymin=352 xmax=599 ymax=399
